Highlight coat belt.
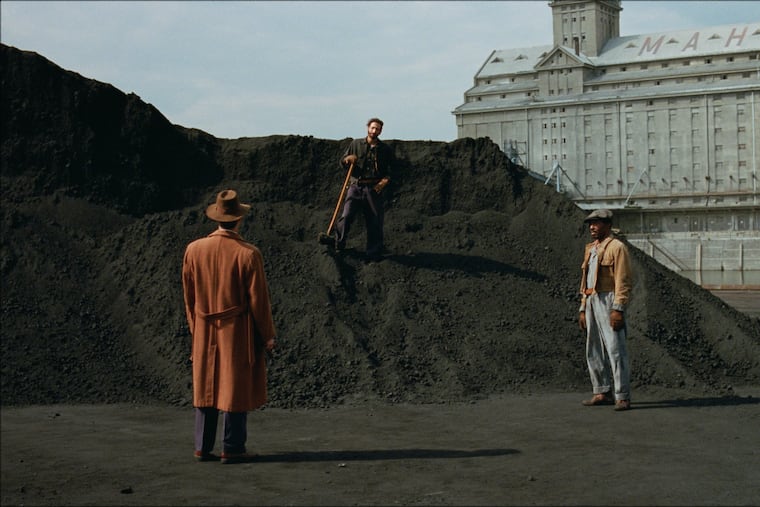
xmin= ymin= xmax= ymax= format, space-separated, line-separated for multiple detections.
xmin=197 ymin=305 xmax=246 ymax=321
xmin=196 ymin=304 xmax=256 ymax=365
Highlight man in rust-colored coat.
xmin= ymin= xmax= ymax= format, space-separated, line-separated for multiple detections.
xmin=182 ymin=189 xmax=277 ymax=464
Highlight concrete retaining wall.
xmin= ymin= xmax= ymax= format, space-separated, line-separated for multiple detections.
xmin=627 ymin=233 xmax=760 ymax=288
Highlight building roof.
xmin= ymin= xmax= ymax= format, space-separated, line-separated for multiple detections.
xmin=598 ymin=22 xmax=760 ymax=65
xmin=477 ymin=45 xmax=554 ymax=78
xmin=475 ymin=22 xmax=760 ymax=79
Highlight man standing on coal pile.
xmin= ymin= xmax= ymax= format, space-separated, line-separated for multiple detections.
xmin=182 ymin=189 xmax=277 ymax=464
xmin=578 ymin=209 xmax=633 ymax=412
xmin=320 ymin=117 xmax=393 ymax=263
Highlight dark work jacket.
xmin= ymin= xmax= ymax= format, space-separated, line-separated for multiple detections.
xmin=340 ymin=138 xmax=394 ymax=181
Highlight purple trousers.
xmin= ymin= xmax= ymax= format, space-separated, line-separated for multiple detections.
xmin=334 ymin=184 xmax=384 ymax=256
xmin=194 ymin=407 xmax=247 ymax=454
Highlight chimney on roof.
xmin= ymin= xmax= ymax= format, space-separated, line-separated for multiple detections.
xmin=574 ymin=37 xmax=580 ymax=55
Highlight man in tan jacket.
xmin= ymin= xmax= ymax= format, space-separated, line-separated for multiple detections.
xmin=578 ymin=209 xmax=633 ymax=411
xmin=183 ymin=189 xmax=277 ymax=463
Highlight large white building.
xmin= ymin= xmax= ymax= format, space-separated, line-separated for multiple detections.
xmin=453 ymin=0 xmax=760 ymax=288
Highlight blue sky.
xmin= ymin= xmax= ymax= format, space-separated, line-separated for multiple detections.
xmin=2 ymin=1 xmax=758 ymax=141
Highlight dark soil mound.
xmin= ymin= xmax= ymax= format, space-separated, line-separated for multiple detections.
xmin=2 ymin=43 xmax=759 ymax=409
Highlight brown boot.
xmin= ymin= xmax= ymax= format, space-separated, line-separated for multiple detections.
xmin=581 ymin=392 xmax=614 ymax=406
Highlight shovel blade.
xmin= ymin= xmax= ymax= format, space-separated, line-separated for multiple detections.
xmin=318 ymin=232 xmax=335 ymax=246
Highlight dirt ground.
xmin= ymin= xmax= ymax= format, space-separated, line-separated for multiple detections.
xmin=3 ymin=43 xmax=760 ymax=411
xmin=2 ymin=386 xmax=759 ymax=506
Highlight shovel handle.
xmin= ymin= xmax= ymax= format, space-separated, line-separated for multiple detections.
xmin=326 ymin=162 xmax=354 ymax=236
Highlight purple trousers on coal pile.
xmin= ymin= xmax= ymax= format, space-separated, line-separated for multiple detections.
xmin=195 ymin=408 xmax=247 ymax=454
xmin=585 ymin=291 xmax=631 ymax=401
xmin=334 ymin=183 xmax=384 ymax=257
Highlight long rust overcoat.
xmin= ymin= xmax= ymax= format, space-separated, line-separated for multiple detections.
xmin=182 ymin=229 xmax=276 ymax=412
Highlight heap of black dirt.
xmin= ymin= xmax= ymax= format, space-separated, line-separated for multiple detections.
xmin=2 ymin=43 xmax=758 ymax=409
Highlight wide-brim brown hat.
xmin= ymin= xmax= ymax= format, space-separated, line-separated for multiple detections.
xmin=205 ymin=189 xmax=251 ymax=222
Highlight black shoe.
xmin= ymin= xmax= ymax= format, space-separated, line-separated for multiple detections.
xmin=220 ymin=451 xmax=258 ymax=464
xmin=365 ymin=253 xmax=383 ymax=263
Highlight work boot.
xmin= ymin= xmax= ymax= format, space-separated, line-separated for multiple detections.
xmin=581 ymin=392 xmax=614 ymax=406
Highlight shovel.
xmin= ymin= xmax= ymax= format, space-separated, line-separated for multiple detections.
xmin=318 ymin=162 xmax=354 ymax=244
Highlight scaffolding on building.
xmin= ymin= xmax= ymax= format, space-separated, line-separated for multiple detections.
xmin=543 ymin=161 xmax=586 ymax=199
xmin=503 ymin=139 xmax=525 ymax=166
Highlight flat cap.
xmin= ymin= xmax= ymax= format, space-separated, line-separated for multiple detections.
xmin=583 ymin=209 xmax=613 ymax=223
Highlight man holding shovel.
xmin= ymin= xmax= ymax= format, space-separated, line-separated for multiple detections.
xmin=319 ymin=118 xmax=394 ymax=262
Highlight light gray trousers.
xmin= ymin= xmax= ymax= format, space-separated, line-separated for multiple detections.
xmin=585 ymin=291 xmax=631 ymax=401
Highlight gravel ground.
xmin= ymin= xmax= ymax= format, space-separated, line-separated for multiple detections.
xmin=2 ymin=386 xmax=759 ymax=506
